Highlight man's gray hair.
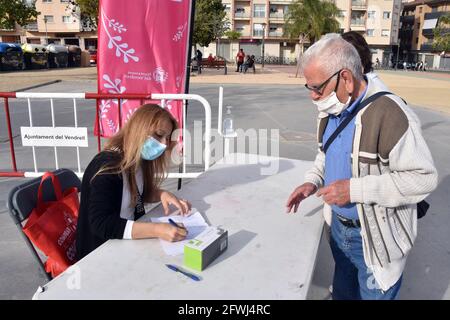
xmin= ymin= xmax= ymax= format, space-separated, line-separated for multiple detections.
xmin=300 ymin=33 xmax=364 ymax=80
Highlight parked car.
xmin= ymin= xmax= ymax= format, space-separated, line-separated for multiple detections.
xmin=89 ymin=49 xmax=97 ymax=65
xmin=393 ymin=61 xmax=416 ymax=70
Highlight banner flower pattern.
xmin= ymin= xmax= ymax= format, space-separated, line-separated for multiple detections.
xmin=97 ymin=0 xmax=191 ymax=138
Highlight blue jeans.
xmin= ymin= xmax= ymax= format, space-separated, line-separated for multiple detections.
xmin=330 ymin=213 xmax=403 ymax=300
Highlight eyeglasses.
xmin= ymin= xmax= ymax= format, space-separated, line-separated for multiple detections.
xmin=304 ymin=69 xmax=342 ymax=95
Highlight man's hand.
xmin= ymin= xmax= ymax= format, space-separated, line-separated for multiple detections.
xmin=286 ymin=183 xmax=318 ymax=213
xmin=160 ymin=190 xmax=191 ymax=216
xmin=316 ymin=180 xmax=350 ymax=207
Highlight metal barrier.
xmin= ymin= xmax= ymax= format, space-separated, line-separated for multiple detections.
xmin=1 ymin=92 xmax=211 ymax=179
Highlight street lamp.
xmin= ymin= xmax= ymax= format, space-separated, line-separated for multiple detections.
xmin=261 ymin=23 xmax=266 ymax=68
xmin=43 ymin=16 xmax=48 ymax=44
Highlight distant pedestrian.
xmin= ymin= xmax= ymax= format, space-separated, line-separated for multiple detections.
xmin=196 ymin=50 xmax=203 ymax=74
xmin=236 ymin=48 xmax=245 ymax=72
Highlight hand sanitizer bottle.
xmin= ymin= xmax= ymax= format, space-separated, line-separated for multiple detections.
xmin=223 ymin=106 xmax=234 ymax=136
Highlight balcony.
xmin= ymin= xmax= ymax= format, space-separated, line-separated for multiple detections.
xmin=268 ymin=31 xmax=284 ymax=37
xmin=235 ymin=12 xmax=251 ymax=19
xmin=350 ymin=19 xmax=365 ymax=26
xmin=424 ymin=12 xmax=447 ymax=20
xmin=269 ymin=1 xmax=291 ymax=4
xmin=239 ymin=31 xmax=251 ymax=37
xmin=24 ymin=22 xmax=38 ymax=31
xmin=351 ymin=0 xmax=367 ymax=10
xmin=420 ymin=43 xmax=434 ymax=51
xmin=422 ymin=28 xmax=435 ymax=37
xmin=253 ymin=30 xmax=265 ymax=37
xmin=269 ymin=12 xmax=285 ymax=20
xmin=400 ymin=15 xmax=415 ymax=24
xmin=350 ymin=19 xmax=365 ymax=31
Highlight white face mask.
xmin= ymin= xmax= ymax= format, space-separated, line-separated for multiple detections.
xmin=312 ymin=90 xmax=352 ymax=117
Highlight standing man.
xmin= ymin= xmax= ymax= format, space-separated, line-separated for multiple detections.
xmin=236 ymin=48 xmax=245 ymax=72
xmin=196 ymin=49 xmax=203 ymax=74
xmin=286 ymin=34 xmax=437 ymax=300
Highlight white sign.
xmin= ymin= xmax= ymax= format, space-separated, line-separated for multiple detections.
xmin=21 ymin=127 xmax=89 ymax=147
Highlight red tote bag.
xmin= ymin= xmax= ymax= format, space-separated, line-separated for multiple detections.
xmin=23 ymin=172 xmax=79 ymax=277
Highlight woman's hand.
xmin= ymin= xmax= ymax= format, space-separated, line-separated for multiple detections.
xmin=160 ymin=190 xmax=191 ymax=216
xmin=156 ymin=223 xmax=187 ymax=242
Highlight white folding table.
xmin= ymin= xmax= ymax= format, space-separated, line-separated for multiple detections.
xmin=33 ymin=153 xmax=324 ymax=299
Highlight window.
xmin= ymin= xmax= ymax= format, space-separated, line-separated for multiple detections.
xmin=42 ymin=0 xmax=52 ymax=2
xmin=417 ymin=22 xmax=420 ymax=28
xmin=224 ymin=4 xmax=231 ymax=12
xmin=43 ymin=15 xmax=54 ymax=23
xmin=254 ymin=4 xmax=265 ymax=18
xmin=415 ymin=37 xmax=419 ymax=44
xmin=60 ymin=0 xmax=70 ymax=2
xmin=367 ymin=29 xmax=375 ymax=36
xmin=235 ymin=7 xmax=246 ymax=17
xmin=253 ymin=23 xmax=265 ymax=36
xmin=338 ymin=10 xmax=346 ymax=18
xmin=381 ymin=29 xmax=389 ymax=37
xmin=62 ymin=16 xmax=71 ymax=23
xmin=383 ymin=11 xmax=391 ymax=19
xmin=368 ymin=11 xmax=376 ymax=19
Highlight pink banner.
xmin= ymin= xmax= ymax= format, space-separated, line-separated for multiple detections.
xmin=97 ymin=0 xmax=191 ymax=138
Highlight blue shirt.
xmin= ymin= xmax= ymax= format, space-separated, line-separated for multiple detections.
xmin=323 ymin=87 xmax=367 ymax=220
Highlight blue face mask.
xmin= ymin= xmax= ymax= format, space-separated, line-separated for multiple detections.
xmin=141 ymin=137 xmax=167 ymax=161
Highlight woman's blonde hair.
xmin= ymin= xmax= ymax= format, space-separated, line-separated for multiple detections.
xmin=96 ymin=104 xmax=178 ymax=207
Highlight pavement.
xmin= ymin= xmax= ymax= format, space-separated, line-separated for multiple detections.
xmin=0 ymin=67 xmax=449 ymax=300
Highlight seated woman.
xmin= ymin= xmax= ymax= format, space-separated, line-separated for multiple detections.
xmin=76 ymin=105 xmax=191 ymax=260
xmin=243 ymin=55 xmax=255 ymax=74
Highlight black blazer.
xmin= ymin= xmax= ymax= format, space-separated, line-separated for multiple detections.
xmin=76 ymin=151 xmax=128 ymax=260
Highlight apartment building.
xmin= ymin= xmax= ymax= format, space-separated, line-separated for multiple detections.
xmin=202 ymin=0 xmax=402 ymax=66
xmin=335 ymin=0 xmax=402 ymax=66
xmin=208 ymin=0 xmax=298 ymax=64
xmin=399 ymin=0 xmax=450 ymax=69
xmin=0 ymin=0 xmax=97 ymax=50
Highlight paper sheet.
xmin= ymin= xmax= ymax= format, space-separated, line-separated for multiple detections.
xmin=151 ymin=209 xmax=209 ymax=256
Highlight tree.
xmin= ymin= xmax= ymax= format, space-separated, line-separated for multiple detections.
xmin=72 ymin=0 xmax=98 ymax=29
xmin=433 ymin=14 xmax=450 ymax=53
xmin=224 ymin=30 xmax=241 ymax=41
xmin=0 ymin=0 xmax=39 ymax=30
xmin=193 ymin=0 xmax=227 ymax=48
xmin=283 ymin=0 xmax=340 ymax=76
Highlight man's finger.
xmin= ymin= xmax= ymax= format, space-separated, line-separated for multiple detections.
xmin=294 ymin=202 xmax=299 ymax=213
xmin=286 ymin=203 xmax=293 ymax=213
xmin=286 ymin=193 xmax=296 ymax=207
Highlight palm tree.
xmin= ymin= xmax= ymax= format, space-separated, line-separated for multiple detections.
xmin=284 ymin=0 xmax=341 ymax=77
